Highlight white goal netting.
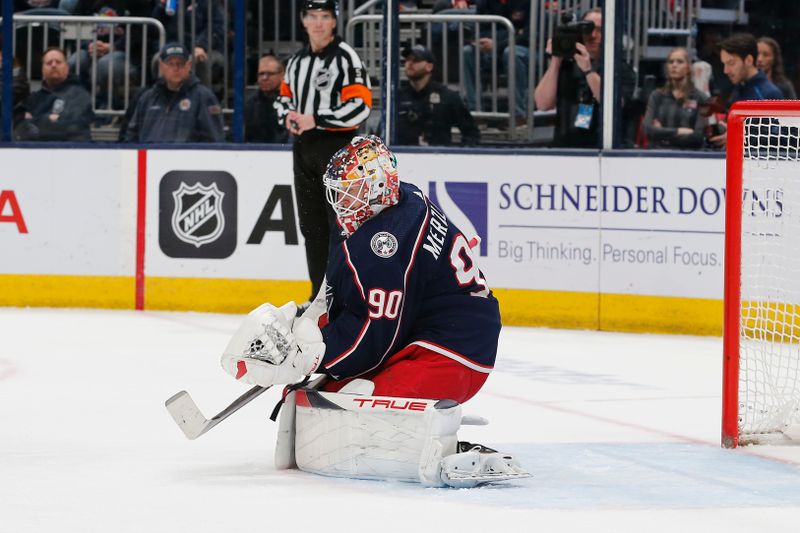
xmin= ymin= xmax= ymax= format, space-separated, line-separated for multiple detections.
xmin=738 ymin=116 xmax=800 ymax=441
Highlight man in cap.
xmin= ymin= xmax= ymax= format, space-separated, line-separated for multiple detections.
xmin=124 ymin=42 xmax=224 ymax=143
xmin=398 ymin=44 xmax=480 ymax=146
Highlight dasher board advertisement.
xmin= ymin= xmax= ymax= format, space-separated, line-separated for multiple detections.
xmin=399 ymin=153 xmax=725 ymax=299
xmin=0 ymin=149 xmax=136 ymax=276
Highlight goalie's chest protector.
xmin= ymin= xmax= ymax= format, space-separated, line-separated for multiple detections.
xmin=322 ymin=183 xmax=500 ymax=379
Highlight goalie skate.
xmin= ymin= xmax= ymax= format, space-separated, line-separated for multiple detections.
xmin=439 ymin=442 xmax=531 ymax=489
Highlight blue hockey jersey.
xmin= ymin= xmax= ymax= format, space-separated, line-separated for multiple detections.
xmin=320 ymin=182 xmax=501 ymax=380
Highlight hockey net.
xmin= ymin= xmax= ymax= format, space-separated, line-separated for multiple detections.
xmin=723 ymin=101 xmax=800 ymax=448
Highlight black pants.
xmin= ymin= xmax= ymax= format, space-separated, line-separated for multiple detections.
xmin=293 ymin=129 xmax=355 ymax=300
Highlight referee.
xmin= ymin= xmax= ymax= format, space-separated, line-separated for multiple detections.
xmin=275 ymin=0 xmax=372 ymax=301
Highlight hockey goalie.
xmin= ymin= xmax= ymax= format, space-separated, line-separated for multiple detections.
xmin=220 ymin=135 xmax=529 ymax=488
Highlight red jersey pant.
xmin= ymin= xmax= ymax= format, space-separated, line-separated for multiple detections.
xmin=322 ymin=343 xmax=490 ymax=403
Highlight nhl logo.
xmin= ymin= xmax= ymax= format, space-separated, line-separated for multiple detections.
xmin=314 ymin=68 xmax=331 ymax=90
xmin=370 ymin=231 xmax=398 ymax=258
xmin=171 ymin=182 xmax=226 ymax=247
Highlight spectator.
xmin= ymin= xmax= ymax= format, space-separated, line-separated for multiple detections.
xmin=274 ymin=0 xmax=372 ymax=302
xmin=244 ymin=54 xmax=288 ymax=143
xmin=757 ymin=37 xmax=796 ymax=99
xmin=721 ymin=33 xmax=783 ymax=104
xmin=124 ymin=42 xmax=224 ymax=143
xmin=430 ymin=0 xmax=475 ymax=83
xmin=397 ymin=45 xmax=480 ymax=146
xmin=0 ymin=52 xmax=32 ymax=138
xmin=25 ymin=47 xmax=93 ymax=141
xmin=709 ymin=33 xmax=784 ymax=147
xmin=67 ymin=1 xmax=149 ymax=112
xmin=12 ymin=0 xmax=69 ymax=77
xmin=695 ymin=26 xmax=731 ymax=100
xmin=462 ymin=0 xmax=530 ymax=125
xmin=643 ymin=48 xmax=709 ymax=150
xmin=534 ymin=8 xmax=635 ymax=148
xmin=151 ymin=0 xmax=226 ymax=96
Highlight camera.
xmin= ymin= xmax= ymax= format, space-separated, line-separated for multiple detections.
xmin=551 ymin=13 xmax=594 ymax=59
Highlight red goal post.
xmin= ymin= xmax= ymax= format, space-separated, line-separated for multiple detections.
xmin=723 ymin=100 xmax=800 ymax=448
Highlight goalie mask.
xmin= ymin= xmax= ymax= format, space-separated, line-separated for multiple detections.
xmin=323 ymin=135 xmax=400 ymax=235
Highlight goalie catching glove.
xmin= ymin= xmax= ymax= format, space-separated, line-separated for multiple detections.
xmin=221 ymin=301 xmax=325 ymax=387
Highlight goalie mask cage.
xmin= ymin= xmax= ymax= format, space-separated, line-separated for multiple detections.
xmin=723 ymin=100 xmax=800 ymax=448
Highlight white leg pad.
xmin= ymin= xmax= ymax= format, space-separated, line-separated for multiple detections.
xmin=274 ymin=389 xmax=297 ymax=470
xmin=418 ymin=400 xmax=461 ymax=487
xmin=274 ymin=375 xmax=329 ymax=470
xmin=292 ymin=390 xmax=461 ymax=485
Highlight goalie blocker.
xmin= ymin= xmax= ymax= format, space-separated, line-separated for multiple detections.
xmin=275 ymin=378 xmax=529 ymax=488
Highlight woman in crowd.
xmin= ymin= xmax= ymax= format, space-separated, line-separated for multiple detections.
xmin=757 ymin=37 xmax=796 ymax=99
xmin=643 ymin=47 xmax=708 ymax=149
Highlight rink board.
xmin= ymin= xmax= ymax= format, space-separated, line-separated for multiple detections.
xmin=0 ymin=148 xmax=725 ymax=334
xmin=0 ymin=149 xmax=138 ymax=308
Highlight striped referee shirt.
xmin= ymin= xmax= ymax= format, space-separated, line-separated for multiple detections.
xmin=275 ymin=36 xmax=372 ymax=132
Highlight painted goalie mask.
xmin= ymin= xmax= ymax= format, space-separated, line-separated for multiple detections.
xmin=323 ymin=135 xmax=400 ymax=235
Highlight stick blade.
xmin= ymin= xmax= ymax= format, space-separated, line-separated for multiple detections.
xmin=165 ymin=390 xmax=210 ymax=440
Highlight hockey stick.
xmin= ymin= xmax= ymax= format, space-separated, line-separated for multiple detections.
xmin=165 ymin=384 xmax=271 ymax=440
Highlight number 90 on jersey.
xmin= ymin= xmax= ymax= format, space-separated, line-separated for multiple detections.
xmin=367 ymin=289 xmax=403 ymax=319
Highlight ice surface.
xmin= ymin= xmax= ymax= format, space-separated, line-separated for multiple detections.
xmin=1 ymin=307 xmax=800 ymax=533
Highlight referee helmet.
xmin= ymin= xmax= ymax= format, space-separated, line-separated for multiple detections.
xmin=301 ymin=0 xmax=339 ymax=19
